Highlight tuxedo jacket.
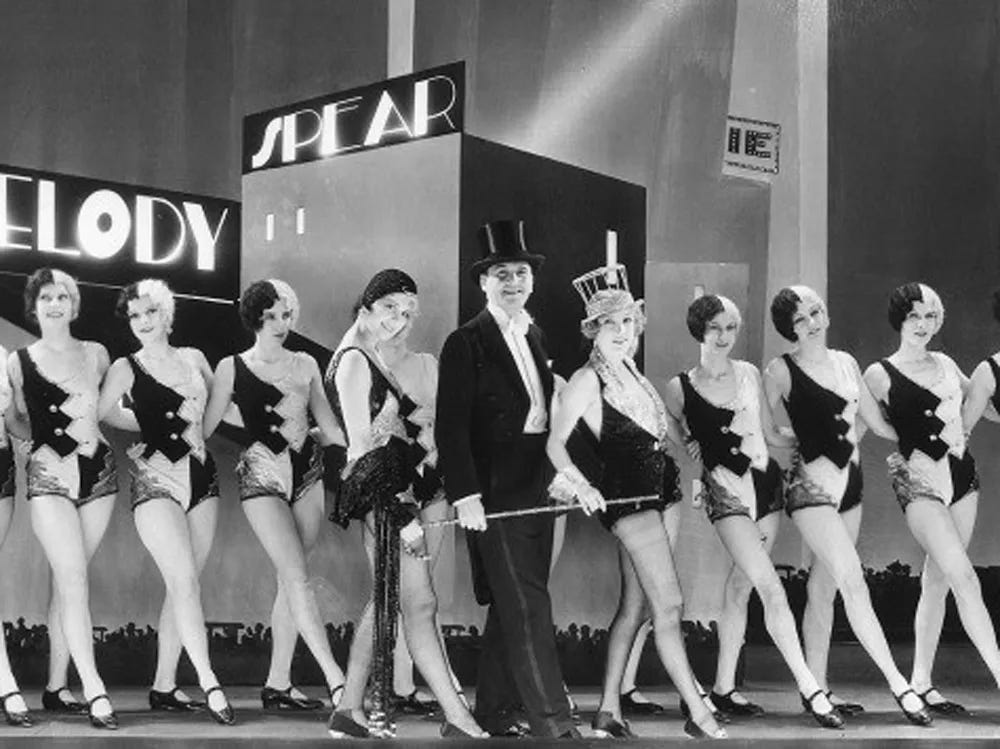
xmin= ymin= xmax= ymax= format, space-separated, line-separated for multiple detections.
xmin=435 ymin=308 xmax=555 ymax=510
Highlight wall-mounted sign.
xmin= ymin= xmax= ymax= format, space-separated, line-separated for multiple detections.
xmin=0 ymin=164 xmax=240 ymax=302
xmin=243 ymin=61 xmax=465 ymax=174
xmin=723 ymin=115 xmax=780 ymax=177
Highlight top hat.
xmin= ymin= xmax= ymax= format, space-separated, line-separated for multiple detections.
xmin=469 ymin=220 xmax=546 ymax=280
xmin=572 ymin=264 xmax=643 ymax=325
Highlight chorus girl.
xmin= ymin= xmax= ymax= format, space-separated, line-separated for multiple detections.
xmin=864 ymin=282 xmax=1000 ymax=713
xmin=203 ymin=279 xmax=346 ymax=712
xmin=546 ymin=264 xmax=726 ymax=739
xmin=763 ymin=285 xmax=931 ymax=726
xmin=97 ymin=279 xmax=233 ymax=724
xmin=325 ymin=269 xmax=485 ymax=740
xmin=6 ymin=268 xmax=119 ymax=729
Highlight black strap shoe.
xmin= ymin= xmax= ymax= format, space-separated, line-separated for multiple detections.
xmin=800 ymin=689 xmax=844 ymax=730
xmin=261 ymin=684 xmax=323 ymax=710
xmin=328 ymin=709 xmax=371 ymax=739
xmin=893 ymin=688 xmax=933 ymax=727
xmin=592 ymin=710 xmax=635 ymax=738
xmin=0 ymin=691 xmax=32 ymax=728
xmin=149 ymin=687 xmax=204 ymax=712
xmin=205 ymin=686 xmax=235 ymax=725
xmin=918 ymin=687 xmax=967 ymax=716
xmin=711 ymin=689 xmax=765 ymax=717
xmin=392 ymin=689 xmax=440 ymax=715
xmin=42 ymin=687 xmax=86 ymax=714
xmin=620 ymin=688 xmax=665 ymax=715
xmin=88 ymin=694 xmax=118 ymax=730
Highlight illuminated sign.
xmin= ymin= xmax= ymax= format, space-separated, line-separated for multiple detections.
xmin=0 ymin=164 xmax=239 ymax=301
xmin=723 ymin=115 xmax=780 ymax=177
xmin=243 ymin=62 xmax=465 ymax=174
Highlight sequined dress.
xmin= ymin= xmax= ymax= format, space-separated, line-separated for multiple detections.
xmin=325 ymin=346 xmax=418 ymax=528
xmin=18 ymin=344 xmax=117 ymax=505
xmin=879 ymin=354 xmax=977 ymax=509
xmin=680 ymin=361 xmax=783 ymax=522
xmin=126 ymin=350 xmax=218 ymax=512
xmin=588 ymin=350 xmax=680 ymax=530
xmin=232 ymin=352 xmax=322 ymax=505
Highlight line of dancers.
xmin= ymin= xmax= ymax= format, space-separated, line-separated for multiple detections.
xmin=0 ymin=218 xmax=999 ymax=741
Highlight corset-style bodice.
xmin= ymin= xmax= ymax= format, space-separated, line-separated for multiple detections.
xmin=232 ymin=352 xmax=312 ymax=453
xmin=128 ymin=351 xmax=207 ymax=462
xmin=880 ymin=355 xmax=964 ymax=460
xmin=783 ymin=352 xmax=858 ymax=468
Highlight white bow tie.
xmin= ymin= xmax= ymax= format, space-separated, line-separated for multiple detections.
xmin=504 ymin=314 xmax=530 ymax=337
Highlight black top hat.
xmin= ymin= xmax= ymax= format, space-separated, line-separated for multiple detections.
xmin=469 ymin=220 xmax=546 ymax=280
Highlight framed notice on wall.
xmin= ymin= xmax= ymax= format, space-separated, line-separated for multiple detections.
xmin=723 ymin=115 xmax=780 ymax=178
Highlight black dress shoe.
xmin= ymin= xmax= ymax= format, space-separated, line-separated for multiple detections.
xmin=0 ymin=691 xmax=32 ymax=728
xmin=592 ymin=710 xmax=635 ymax=738
xmin=682 ymin=715 xmax=727 ymax=739
xmin=261 ymin=685 xmax=323 ymax=710
xmin=800 ymin=689 xmax=844 ymax=730
xmin=205 ymin=686 xmax=235 ymax=726
xmin=328 ymin=710 xmax=371 ymax=738
xmin=893 ymin=688 xmax=933 ymax=727
xmin=149 ymin=687 xmax=204 ymax=712
xmin=825 ymin=690 xmax=865 ymax=716
xmin=87 ymin=694 xmax=118 ymax=730
xmin=711 ymin=689 xmax=765 ymax=717
xmin=620 ymin=688 xmax=665 ymax=715
xmin=919 ymin=687 xmax=967 ymax=716
xmin=42 ymin=687 xmax=87 ymax=714
xmin=392 ymin=689 xmax=439 ymax=715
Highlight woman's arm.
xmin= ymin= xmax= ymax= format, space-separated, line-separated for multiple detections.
xmin=5 ymin=351 xmax=29 ymax=442
xmin=963 ymin=359 xmax=995 ymax=433
xmin=203 ymin=356 xmax=236 ymax=439
xmin=662 ymin=375 xmax=699 ymax=461
xmin=97 ymin=357 xmax=139 ymax=431
xmin=305 ymin=355 xmax=345 ymax=446
xmin=545 ymin=367 xmax=605 ymax=515
xmin=856 ymin=356 xmax=897 ymax=441
xmin=334 ymin=350 xmax=375 ymax=462
xmin=750 ymin=363 xmax=795 ymax=448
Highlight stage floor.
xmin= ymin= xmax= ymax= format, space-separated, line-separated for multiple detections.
xmin=2 ymin=644 xmax=999 ymax=745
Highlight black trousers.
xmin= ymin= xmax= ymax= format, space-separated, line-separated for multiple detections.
xmin=469 ymin=434 xmax=571 ymax=738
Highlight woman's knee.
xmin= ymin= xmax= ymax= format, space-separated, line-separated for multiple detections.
xmin=756 ymin=576 xmax=789 ymax=610
xmin=945 ymin=563 xmax=982 ymax=601
xmin=162 ymin=569 xmax=202 ymax=602
xmin=725 ymin=574 xmax=754 ymax=608
xmin=400 ymin=584 xmax=438 ymax=624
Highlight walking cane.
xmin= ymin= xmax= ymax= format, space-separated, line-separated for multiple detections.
xmin=422 ymin=494 xmax=663 ymax=528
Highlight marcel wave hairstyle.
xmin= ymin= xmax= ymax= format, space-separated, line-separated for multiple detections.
xmin=115 ymin=279 xmax=176 ymax=330
xmin=239 ymin=279 xmax=300 ymax=332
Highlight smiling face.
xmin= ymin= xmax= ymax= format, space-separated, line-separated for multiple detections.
xmin=702 ymin=306 xmax=741 ymax=358
xmin=257 ymin=298 xmax=294 ymax=344
xmin=366 ymin=291 xmax=418 ymax=343
xmin=900 ymin=299 xmax=940 ymax=349
xmin=35 ymin=283 xmax=74 ymax=328
xmin=593 ymin=308 xmax=638 ymax=362
xmin=481 ymin=262 xmax=533 ymax=317
xmin=791 ymin=292 xmax=829 ymax=343
xmin=126 ymin=295 xmax=169 ymax=344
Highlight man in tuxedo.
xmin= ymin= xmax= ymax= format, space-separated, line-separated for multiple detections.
xmin=435 ymin=219 xmax=576 ymax=739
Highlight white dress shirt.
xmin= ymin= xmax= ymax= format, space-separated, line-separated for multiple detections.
xmin=488 ymin=303 xmax=547 ymax=434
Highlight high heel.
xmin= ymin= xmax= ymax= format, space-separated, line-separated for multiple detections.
xmin=87 ymin=694 xmax=118 ymax=730
xmin=591 ymin=710 xmax=635 ymax=739
xmin=893 ymin=688 xmax=932 ymax=727
xmin=825 ymin=690 xmax=864 ymax=716
xmin=710 ymin=689 xmax=764 ymax=718
xmin=0 ymin=692 xmax=33 ymax=728
xmin=149 ymin=687 xmax=204 ymax=712
xmin=42 ymin=687 xmax=86 ymax=714
xmin=328 ymin=709 xmax=371 ymax=739
xmin=682 ymin=713 xmax=728 ymax=739
xmin=261 ymin=685 xmax=323 ymax=711
xmin=799 ymin=690 xmax=844 ymax=730
xmin=205 ymin=686 xmax=235 ymax=726
xmin=441 ymin=720 xmax=489 ymax=738
xmin=918 ymin=686 xmax=966 ymax=716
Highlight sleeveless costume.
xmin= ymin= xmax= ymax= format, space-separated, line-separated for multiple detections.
xmin=584 ymin=350 xmax=680 ymax=530
xmin=18 ymin=345 xmax=117 ymax=505
xmin=0 ymin=359 xmax=15 ymax=500
xmin=781 ymin=352 xmax=863 ymax=515
xmin=232 ymin=352 xmax=322 ymax=505
xmin=126 ymin=351 xmax=218 ymax=512
xmin=680 ymin=361 xmax=783 ymax=523
xmin=880 ymin=354 xmax=977 ymax=510
xmin=325 ymin=347 xmax=423 ymax=528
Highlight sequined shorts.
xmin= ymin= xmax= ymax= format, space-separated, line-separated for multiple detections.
xmin=237 ymin=437 xmax=323 ymax=505
xmin=0 ymin=448 xmax=14 ymax=501
xmin=131 ymin=451 xmax=219 ymax=513
xmin=26 ymin=442 xmax=118 ymax=506
xmin=703 ymin=459 xmax=784 ymax=523
xmin=785 ymin=460 xmax=862 ymax=516
xmin=887 ymin=451 xmax=978 ymax=511
xmin=599 ymin=454 xmax=681 ymax=531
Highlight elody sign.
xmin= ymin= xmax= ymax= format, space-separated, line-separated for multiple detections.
xmin=0 ymin=165 xmax=239 ymax=301
xmin=243 ymin=62 xmax=465 ymax=174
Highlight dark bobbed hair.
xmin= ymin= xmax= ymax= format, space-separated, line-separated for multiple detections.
xmin=352 ymin=268 xmax=418 ymax=318
xmin=239 ymin=280 xmax=281 ymax=332
xmin=687 ymin=295 xmax=726 ymax=342
xmin=770 ymin=287 xmax=803 ymax=342
xmin=887 ymin=282 xmax=925 ymax=332
xmin=24 ymin=267 xmax=81 ymax=324
xmin=115 ymin=279 xmax=176 ymax=328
